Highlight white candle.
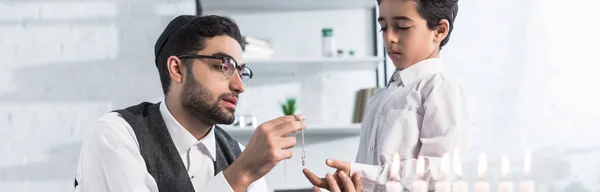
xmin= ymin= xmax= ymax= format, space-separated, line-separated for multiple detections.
xmin=474 ymin=153 xmax=489 ymax=192
xmin=452 ymin=148 xmax=468 ymax=192
xmin=519 ymin=149 xmax=535 ymax=192
xmin=497 ymin=155 xmax=514 ymax=192
xmin=412 ymin=156 xmax=429 ymax=192
xmin=434 ymin=153 xmax=451 ymax=192
xmin=519 ymin=180 xmax=534 ymax=192
xmin=386 ymin=153 xmax=403 ymax=191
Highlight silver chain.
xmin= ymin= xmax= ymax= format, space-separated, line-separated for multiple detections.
xmin=300 ymin=119 xmax=306 ymax=166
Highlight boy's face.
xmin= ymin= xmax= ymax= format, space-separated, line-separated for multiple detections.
xmin=378 ymin=0 xmax=441 ymax=69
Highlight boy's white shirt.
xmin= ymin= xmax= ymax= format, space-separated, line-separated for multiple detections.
xmin=351 ymin=58 xmax=472 ymax=191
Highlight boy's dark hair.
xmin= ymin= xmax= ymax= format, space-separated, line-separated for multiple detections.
xmin=377 ymin=0 xmax=459 ymax=49
xmin=154 ymin=15 xmax=243 ymax=95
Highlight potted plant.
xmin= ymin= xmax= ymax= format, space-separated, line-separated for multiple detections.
xmin=281 ymin=97 xmax=297 ymax=116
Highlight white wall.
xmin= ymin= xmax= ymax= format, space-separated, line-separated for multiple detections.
xmin=0 ymin=0 xmax=165 ymax=191
xmin=2 ymin=0 xmax=600 ymax=192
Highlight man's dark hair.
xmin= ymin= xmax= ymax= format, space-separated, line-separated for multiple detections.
xmin=377 ymin=0 xmax=459 ymax=49
xmin=155 ymin=15 xmax=243 ymax=95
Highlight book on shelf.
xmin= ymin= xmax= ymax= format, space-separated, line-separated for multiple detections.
xmin=242 ymin=35 xmax=274 ymax=59
xmin=352 ymin=87 xmax=380 ymax=123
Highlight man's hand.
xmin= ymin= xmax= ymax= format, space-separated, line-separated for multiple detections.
xmin=224 ymin=115 xmax=305 ymax=191
xmin=311 ymin=171 xmax=361 ymax=192
xmin=303 ymin=159 xmax=352 ymax=190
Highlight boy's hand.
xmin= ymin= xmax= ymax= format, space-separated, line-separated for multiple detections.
xmin=310 ymin=171 xmax=361 ymax=192
xmin=303 ymin=159 xmax=351 ymax=190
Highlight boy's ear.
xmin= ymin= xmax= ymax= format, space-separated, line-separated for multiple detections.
xmin=434 ymin=19 xmax=450 ymax=43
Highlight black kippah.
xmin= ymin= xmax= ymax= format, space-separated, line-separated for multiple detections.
xmin=154 ymin=15 xmax=199 ymax=68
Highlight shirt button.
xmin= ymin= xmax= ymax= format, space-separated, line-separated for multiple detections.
xmin=191 ymin=176 xmax=195 ymax=179
xmin=368 ymin=146 xmax=374 ymax=151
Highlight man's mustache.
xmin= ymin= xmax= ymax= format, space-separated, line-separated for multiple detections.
xmin=219 ymin=93 xmax=239 ymax=100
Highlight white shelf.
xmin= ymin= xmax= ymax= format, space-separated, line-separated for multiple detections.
xmin=219 ymin=123 xmax=362 ymax=138
xmin=245 ymin=56 xmax=382 ymax=76
xmin=202 ymin=0 xmax=377 ymax=13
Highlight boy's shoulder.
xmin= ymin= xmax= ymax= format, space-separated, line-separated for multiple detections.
xmin=418 ymin=72 xmax=468 ymax=98
xmin=425 ymin=71 xmax=464 ymax=88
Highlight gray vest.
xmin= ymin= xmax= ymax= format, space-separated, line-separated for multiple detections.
xmin=75 ymin=102 xmax=242 ymax=192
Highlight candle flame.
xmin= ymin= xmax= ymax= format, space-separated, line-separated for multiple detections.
xmin=390 ymin=153 xmax=401 ymax=180
xmin=416 ymin=156 xmax=425 ymax=179
xmin=453 ymin=148 xmax=462 ymax=177
xmin=440 ymin=153 xmax=449 ymax=180
xmin=478 ymin=153 xmax=487 ymax=179
xmin=524 ymin=149 xmax=531 ymax=176
xmin=501 ymin=155 xmax=510 ymax=179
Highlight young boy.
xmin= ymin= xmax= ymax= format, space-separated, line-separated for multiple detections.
xmin=304 ymin=0 xmax=471 ymax=191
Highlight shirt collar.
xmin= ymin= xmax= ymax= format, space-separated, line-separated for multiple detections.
xmin=159 ymin=100 xmax=217 ymax=161
xmin=397 ymin=58 xmax=444 ymax=86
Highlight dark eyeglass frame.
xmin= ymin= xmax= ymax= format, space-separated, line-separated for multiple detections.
xmin=177 ymin=54 xmax=253 ymax=82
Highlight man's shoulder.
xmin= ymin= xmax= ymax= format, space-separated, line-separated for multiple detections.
xmin=93 ymin=111 xmax=130 ymax=129
xmin=81 ymin=111 xmax=139 ymax=149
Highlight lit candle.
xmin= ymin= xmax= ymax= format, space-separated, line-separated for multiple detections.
xmin=452 ymin=148 xmax=468 ymax=192
xmin=474 ymin=153 xmax=489 ymax=192
xmin=412 ymin=156 xmax=429 ymax=192
xmin=386 ymin=153 xmax=403 ymax=191
xmin=497 ymin=155 xmax=514 ymax=192
xmin=519 ymin=149 xmax=534 ymax=192
xmin=434 ymin=153 xmax=451 ymax=192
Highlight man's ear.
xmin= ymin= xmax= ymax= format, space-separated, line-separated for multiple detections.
xmin=434 ymin=19 xmax=450 ymax=44
xmin=167 ymin=56 xmax=184 ymax=84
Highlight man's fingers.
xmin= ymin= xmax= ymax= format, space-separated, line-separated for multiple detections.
xmin=302 ymin=168 xmax=328 ymax=189
xmin=338 ymin=171 xmax=356 ymax=192
xmin=276 ymin=121 xmax=303 ymax=137
xmin=326 ymin=173 xmax=341 ymax=192
xmin=277 ymin=148 xmax=293 ymax=160
xmin=352 ymin=173 xmax=362 ymax=192
xmin=275 ymin=137 xmax=296 ymax=160
xmin=262 ymin=115 xmax=302 ymax=129
xmin=278 ymin=136 xmax=297 ymax=149
xmin=294 ymin=114 xmax=306 ymax=121
xmin=326 ymin=159 xmax=350 ymax=171
xmin=312 ymin=186 xmax=322 ymax=192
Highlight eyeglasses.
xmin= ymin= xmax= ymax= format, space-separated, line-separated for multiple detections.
xmin=178 ymin=54 xmax=253 ymax=85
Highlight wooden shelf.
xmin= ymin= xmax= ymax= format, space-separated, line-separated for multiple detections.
xmin=245 ymin=56 xmax=382 ymax=76
xmin=202 ymin=0 xmax=377 ymax=13
xmin=219 ymin=123 xmax=362 ymax=139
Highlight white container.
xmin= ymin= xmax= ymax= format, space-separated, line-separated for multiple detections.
xmin=322 ymin=28 xmax=336 ymax=57
xmin=235 ymin=114 xmax=258 ymax=128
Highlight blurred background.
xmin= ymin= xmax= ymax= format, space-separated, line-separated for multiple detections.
xmin=1 ymin=0 xmax=600 ymax=191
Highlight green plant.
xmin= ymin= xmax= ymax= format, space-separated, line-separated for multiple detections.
xmin=281 ymin=97 xmax=297 ymax=115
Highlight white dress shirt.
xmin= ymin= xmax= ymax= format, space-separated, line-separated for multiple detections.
xmin=74 ymin=101 xmax=268 ymax=192
xmin=351 ymin=58 xmax=472 ymax=191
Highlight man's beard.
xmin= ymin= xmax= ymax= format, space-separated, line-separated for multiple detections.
xmin=181 ymin=73 xmax=237 ymax=125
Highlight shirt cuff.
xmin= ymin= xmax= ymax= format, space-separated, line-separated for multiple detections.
xmin=350 ymin=162 xmax=384 ymax=191
xmin=399 ymin=156 xmax=443 ymax=191
xmin=199 ymin=172 xmax=235 ymax=192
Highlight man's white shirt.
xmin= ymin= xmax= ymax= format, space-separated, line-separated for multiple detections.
xmin=74 ymin=101 xmax=268 ymax=192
